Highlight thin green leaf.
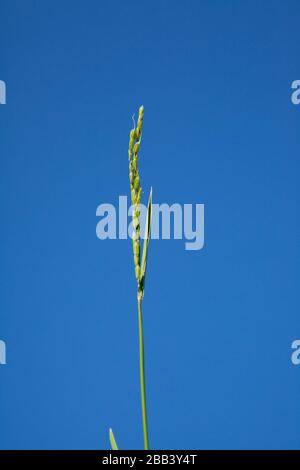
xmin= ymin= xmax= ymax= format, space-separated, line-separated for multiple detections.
xmin=109 ymin=428 xmax=119 ymax=450
xmin=140 ymin=188 xmax=152 ymax=289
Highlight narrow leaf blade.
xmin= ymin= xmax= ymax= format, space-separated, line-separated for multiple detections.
xmin=140 ymin=188 xmax=152 ymax=286
xmin=109 ymin=428 xmax=119 ymax=450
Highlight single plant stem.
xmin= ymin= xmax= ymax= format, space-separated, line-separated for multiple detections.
xmin=109 ymin=106 xmax=152 ymax=451
xmin=138 ymin=296 xmax=149 ymax=450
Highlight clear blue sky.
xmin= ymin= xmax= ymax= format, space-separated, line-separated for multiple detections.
xmin=0 ymin=0 xmax=299 ymax=450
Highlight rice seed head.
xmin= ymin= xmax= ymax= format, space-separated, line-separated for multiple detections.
xmin=128 ymin=106 xmax=144 ymax=289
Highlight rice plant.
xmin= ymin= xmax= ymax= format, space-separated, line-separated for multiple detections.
xmin=109 ymin=106 xmax=152 ymax=450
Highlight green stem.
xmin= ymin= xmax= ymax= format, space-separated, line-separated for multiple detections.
xmin=138 ymin=296 xmax=149 ymax=450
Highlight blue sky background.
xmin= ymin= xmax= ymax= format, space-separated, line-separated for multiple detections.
xmin=0 ymin=0 xmax=299 ymax=450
